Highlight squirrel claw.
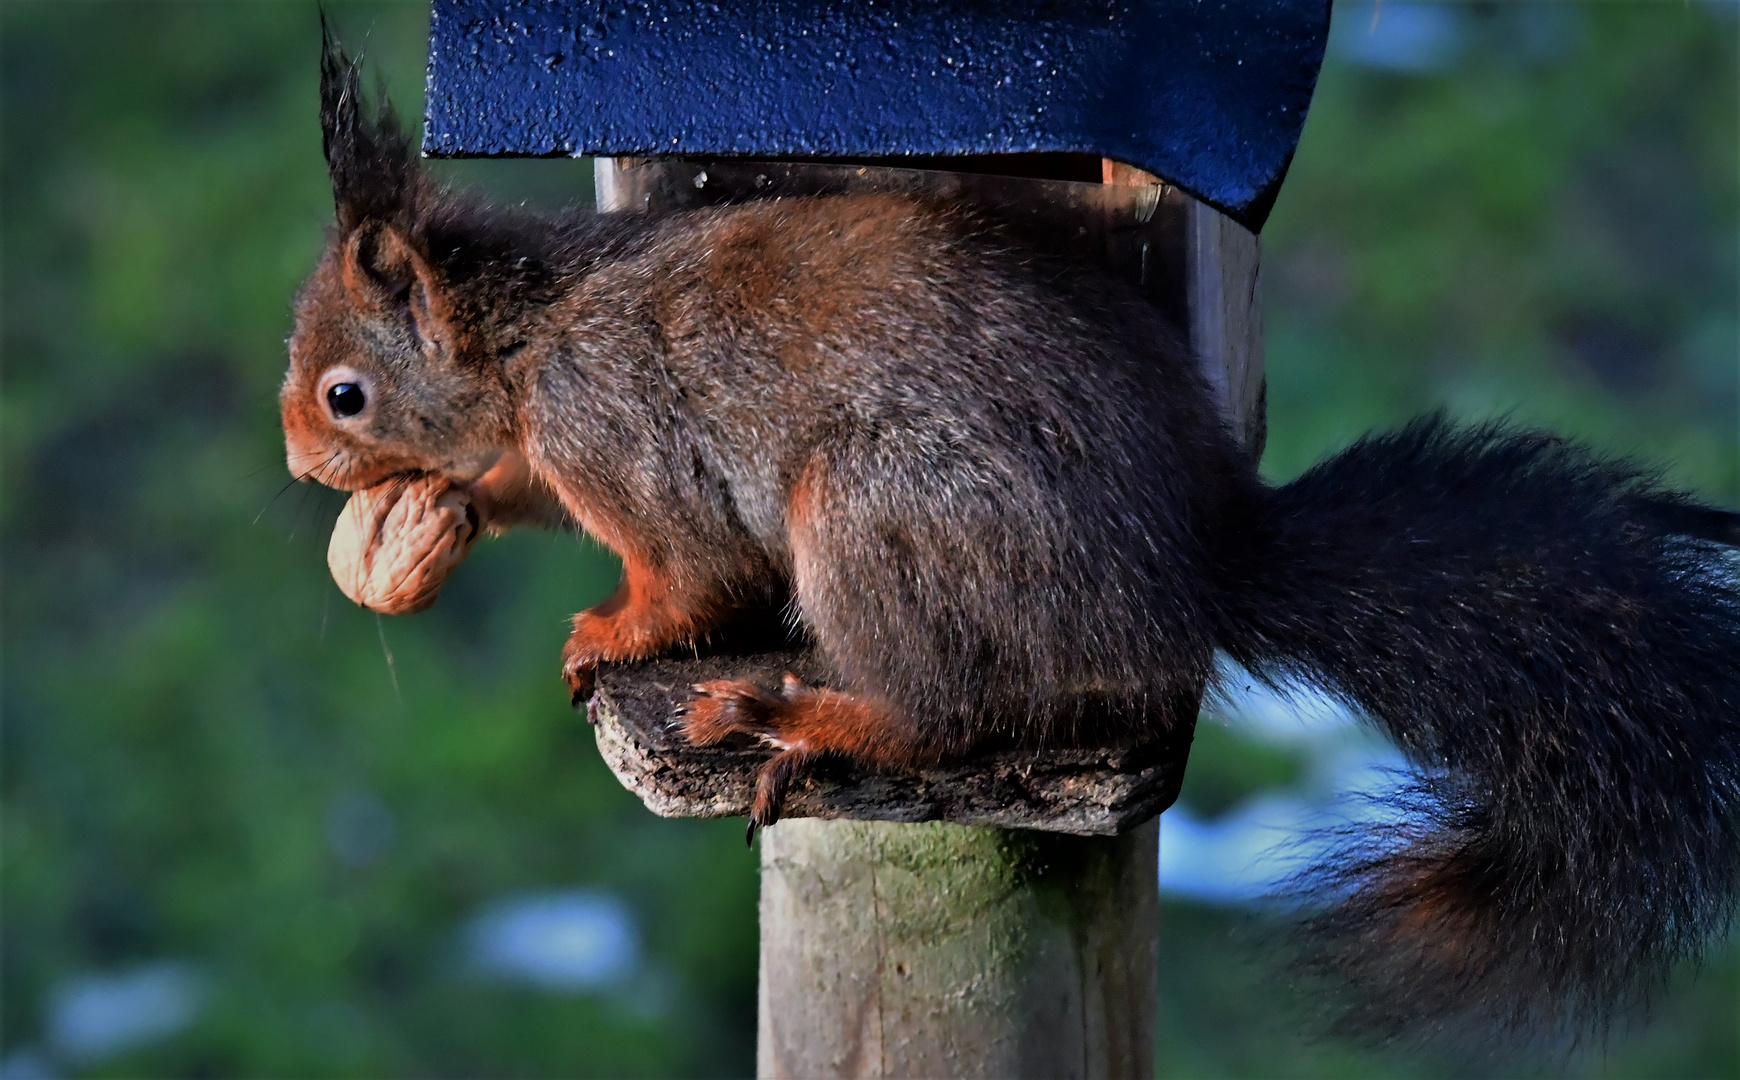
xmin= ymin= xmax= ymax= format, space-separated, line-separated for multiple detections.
xmin=749 ymin=748 xmax=806 ymax=830
xmin=562 ymin=653 xmax=598 ymax=707
xmin=559 ymin=621 xmax=606 ymax=707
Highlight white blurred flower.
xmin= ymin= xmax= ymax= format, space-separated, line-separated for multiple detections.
xmin=1332 ymin=3 xmax=1469 ymax=74
xmin=1166 ymin=660 xmax=1410 ymax=903
xmin=0 ymin=1048 xmax=57 ymax=1080
xmin=46 ymin=962 xmax=203 ymax=1065
xmin=464 ymin=889 xmax=637 ymax=992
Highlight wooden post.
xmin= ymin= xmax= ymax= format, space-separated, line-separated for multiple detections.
xmin=758 ymin=819 xmax=1159 ymax=1078
xmin=594 ymin=157 xmax=1263 ymax=1079
xmin=1187 ymin=198 xmax=1266 ymax=459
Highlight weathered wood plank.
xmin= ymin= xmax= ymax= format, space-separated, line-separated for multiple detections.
xmin=588 ymin=654 xmax=1192 ymax=837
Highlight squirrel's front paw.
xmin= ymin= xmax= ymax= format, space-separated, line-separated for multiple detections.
xmin=560 ymin=615 xmax=611 ymax=705
xmin=560 ymin=609 xmax=678 ymax=706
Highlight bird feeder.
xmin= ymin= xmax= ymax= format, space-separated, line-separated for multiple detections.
xmin=424 ymin=2 xmax=1329 ymax=1074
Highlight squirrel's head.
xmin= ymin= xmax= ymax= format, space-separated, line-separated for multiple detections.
xmin=282 ymin=25 xmax=519 ymax=492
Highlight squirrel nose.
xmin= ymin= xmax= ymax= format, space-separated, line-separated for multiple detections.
xmin=285 ymin=432 xmax=334 ymax=482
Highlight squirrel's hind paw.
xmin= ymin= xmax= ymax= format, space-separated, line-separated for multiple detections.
xmin=750 ymin=748 xmax=812 ymax=830
xmin=680 ymin=677 xmax=805 ymax=748
xmin=681 ymin=674 xmax=826 ymax=830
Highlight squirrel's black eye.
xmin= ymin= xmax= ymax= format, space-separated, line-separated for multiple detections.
xmin=326 ymin=382 xmax=367 ymax=418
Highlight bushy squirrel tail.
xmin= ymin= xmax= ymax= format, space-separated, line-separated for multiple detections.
xmin=1207 ymin=414 xmax=1740 ymax=1041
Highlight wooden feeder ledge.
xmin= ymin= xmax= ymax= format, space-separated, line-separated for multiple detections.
xmin=586 ymin=651 xmax=1195 ymax=837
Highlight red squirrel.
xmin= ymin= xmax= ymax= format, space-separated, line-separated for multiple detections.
xmin=283 ymin=38 xmax=1740 ymax=1041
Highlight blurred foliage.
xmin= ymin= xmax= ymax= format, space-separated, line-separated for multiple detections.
xmin=0 ymin=1 xmax=1733 ymax=1078
xmin=1171 ymin=723 xmax=1305 ymax=822
xmin=1258 ymin=2 xmax=1737 ymax=496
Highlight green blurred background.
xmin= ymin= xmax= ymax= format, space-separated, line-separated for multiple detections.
xmin=1 ymin=2 xmax=1734 ymax=1077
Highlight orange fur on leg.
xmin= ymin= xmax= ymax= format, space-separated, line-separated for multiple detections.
xmin=561 ymin=552 xmax=724 ymax=703
xmin=681 ymin=673 xmax=915 ymax=827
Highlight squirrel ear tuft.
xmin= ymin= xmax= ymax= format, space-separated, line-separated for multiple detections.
xmin=320 ymin=14 xmax=417 ymax=234
xmin=342 ymin=225 xmax=458 ymax=357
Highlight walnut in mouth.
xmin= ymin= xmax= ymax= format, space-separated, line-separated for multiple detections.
xmin=327 ymin=473 xmax=480 ymax=615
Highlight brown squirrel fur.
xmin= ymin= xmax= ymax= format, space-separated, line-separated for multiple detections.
xmin=287 ymin=183 xmax=1233 ymax=812
xmin=283 ymin=39 xmax=1740 ymax=1042
xmin=283 ymin=45 xmax=1242 ymax=812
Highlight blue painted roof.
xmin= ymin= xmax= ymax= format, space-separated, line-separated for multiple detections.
xmin=422 ymin=0 xmax=1330 ymax=231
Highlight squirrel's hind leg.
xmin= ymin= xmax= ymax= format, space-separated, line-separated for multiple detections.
xmin=682 ymin=673 xmax=915 ymax=828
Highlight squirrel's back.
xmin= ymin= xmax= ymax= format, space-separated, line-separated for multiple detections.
xmin=536 ymin=191 xmax=1242 ymax=536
